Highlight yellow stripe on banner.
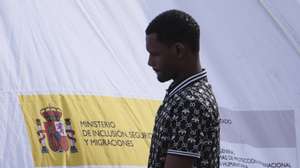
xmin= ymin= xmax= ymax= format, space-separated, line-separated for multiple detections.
xmin=19 ymin=95 xmax=160 ymax=167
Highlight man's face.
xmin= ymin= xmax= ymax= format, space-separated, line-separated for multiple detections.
xmin=146 ymin=33 xmax=177 ymax=82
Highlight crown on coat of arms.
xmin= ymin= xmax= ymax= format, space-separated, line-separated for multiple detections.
xmin=40 ymin=105 xmax=62 ymax=121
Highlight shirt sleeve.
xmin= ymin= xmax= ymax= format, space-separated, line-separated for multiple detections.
xmin=167 ymin=98 xmax=210 ymax=159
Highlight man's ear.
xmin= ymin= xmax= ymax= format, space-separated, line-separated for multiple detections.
xmin=174 ymin=42 xmax=185 ymax=59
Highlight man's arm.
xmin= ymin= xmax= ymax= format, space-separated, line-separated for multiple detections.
xmin=164 ymin=154 xmax=194 ymax=168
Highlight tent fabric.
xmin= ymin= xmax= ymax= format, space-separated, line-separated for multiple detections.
xmin=0 ymin=0 xmax=299 ymax=167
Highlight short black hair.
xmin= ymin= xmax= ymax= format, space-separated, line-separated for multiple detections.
xmin=146 ymin=9 xmax=200 ymax=53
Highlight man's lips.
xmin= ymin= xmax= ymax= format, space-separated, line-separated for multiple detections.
xmin=153 ymin=68 xmax=160 ymax=73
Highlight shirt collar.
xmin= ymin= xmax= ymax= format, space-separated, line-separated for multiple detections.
xmin=167 ymin=69 xmax=207 ymax=98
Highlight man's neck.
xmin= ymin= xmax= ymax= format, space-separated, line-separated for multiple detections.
xmin=173 ymin=63 xmax=202 ymax=85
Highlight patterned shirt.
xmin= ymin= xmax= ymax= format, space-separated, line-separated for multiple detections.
xmin=148 ymin=70 xmax=220 ymax=168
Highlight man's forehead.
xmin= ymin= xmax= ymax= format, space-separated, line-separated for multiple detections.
xmin=146 ymin=33 xmax=159 ymax=50
xmin=146 ymin=33 xmax=158 ymax=42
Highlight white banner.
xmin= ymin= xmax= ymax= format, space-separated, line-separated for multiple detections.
xmin=0 ymin=0 xmax=299 ymax=167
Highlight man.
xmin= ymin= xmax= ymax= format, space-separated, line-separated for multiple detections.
xmin=145 ymin=10 xmax=220 ymax=168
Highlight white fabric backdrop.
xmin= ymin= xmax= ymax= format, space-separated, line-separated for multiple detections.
xmin=0 ymin=0 xmax=299 ymax=167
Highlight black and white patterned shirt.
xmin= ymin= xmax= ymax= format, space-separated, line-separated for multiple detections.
xmin=148 ymin=69 xmax=220 ymax=168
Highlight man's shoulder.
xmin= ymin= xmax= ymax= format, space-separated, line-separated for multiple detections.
xmin=166 ymin=80 xmax=218 ymax=111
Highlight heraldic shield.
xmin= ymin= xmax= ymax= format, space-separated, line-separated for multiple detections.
xmin=44 ymin=120 xmax=68 ymax=152
xmin=36 ymin=105 xmax=78 ymax=153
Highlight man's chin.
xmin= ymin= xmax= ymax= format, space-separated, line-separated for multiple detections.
xmin=157 ymin=76 xmax=171 ymax=83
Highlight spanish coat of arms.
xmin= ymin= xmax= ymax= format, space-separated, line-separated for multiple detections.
xmin=36 ymin=105 xmax=78 ymax=153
